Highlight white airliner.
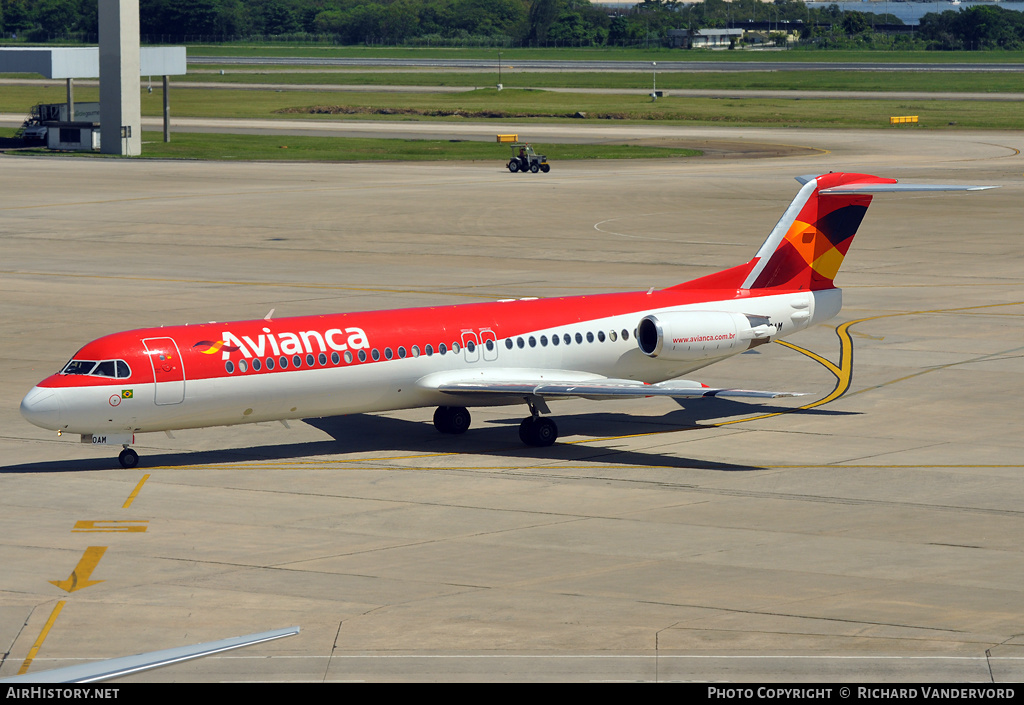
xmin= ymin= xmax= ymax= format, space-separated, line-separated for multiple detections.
xmin=20 ymin=173 xmax=992 ymax=468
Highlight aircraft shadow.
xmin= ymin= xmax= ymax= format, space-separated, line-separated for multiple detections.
xmin=3 ymin=399 xmax=853 ymax=474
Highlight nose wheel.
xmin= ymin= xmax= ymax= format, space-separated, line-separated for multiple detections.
xmin=118 ymin=447 xmax=139 ymax=469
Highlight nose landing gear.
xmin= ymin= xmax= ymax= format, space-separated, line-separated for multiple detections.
xmin=118 ymin=446 xmax=139 ymax=468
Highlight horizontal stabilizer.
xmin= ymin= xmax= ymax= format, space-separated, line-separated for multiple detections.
xmin=819 ymin=183 xmax=997 ymax=194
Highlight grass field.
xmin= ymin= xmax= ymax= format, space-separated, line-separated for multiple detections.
xmin=182 ymin=68 xmax=1024 ymax=94
xmin=6 ymin=131 xmax=701 ymax=162
xmin=3 ymin=85 xmax=1020 ymax=130
xmin=3 ymin=45 xmax=1022 ymax=162
xmin=185 ymin=45 xmax=1024 ymax=64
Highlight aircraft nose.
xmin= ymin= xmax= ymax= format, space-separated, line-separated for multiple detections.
xmin=20 ymin=386 xmax=62 ymax=430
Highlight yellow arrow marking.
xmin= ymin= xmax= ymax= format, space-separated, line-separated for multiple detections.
xmin=49 ymin=547 xmax=107 ymax=593
xmin=16 ymin=601 xmax=65 ymax=675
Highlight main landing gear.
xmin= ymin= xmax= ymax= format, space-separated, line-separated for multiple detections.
xmin=432 ymin=402 xmax=560 ymax=447
xmin=118 ymin=446 xmax=139 ymax=469
xmin=519 ymin=416 xmax=557 ymax=447
xmin=433 ymin=405 xmax=472 ymax=434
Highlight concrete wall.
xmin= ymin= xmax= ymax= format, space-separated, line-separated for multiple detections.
xmin=99 ymin=0 xmax=141 ymax=155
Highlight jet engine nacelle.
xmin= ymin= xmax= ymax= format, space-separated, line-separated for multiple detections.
xmin=637 ymin=311 xmax=776 ymax=361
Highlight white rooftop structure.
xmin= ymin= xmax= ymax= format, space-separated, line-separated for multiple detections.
xmin=0 ymin=43 xmax=186 ymax=151
xmin=0 ymin=46 xmax=186 ymax=79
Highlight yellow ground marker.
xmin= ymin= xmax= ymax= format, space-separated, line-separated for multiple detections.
xmin=49 ymin=546 xmax=108 ymax=593
xmin=16 ymin=601 xmax=66 ymax=675
xmin=123 ymin=474 xmax=150 ymax=509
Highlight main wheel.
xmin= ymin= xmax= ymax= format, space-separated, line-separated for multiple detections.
xmin=118 ymin=448 xmax=139 ymax=469
xmin=532 ymin=417 xmax=557 ymax=446
xmin=447 ymin=406 xmax=471 ymax=434
xmin=519 ymin=417 xmax=558 ymax=447
xmin=507 ymin=161 xmax=519 ymax=173
xmin=434 ymin=406 xmax=471 ymax=434
xmin=518 ymin=417 xmax=534 ymax=445
xmin=530 ymin=163 xmax=540 ymax=173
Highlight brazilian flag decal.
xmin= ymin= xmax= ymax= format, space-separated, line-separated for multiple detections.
xmin=121 ymin=389 xmax=133 ymax=399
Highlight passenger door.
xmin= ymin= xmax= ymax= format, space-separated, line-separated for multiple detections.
xmin=142 ymin=337 xmax=185 ymax=405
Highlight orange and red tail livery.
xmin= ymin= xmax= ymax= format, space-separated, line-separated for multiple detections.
xmin=744 ymin=173 xmax=895 ymax=290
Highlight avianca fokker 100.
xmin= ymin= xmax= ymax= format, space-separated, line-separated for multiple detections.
xmin=20 ymin=173 xmax=992 ymax=468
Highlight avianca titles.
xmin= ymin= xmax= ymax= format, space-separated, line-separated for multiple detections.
xmin=20 ymin=173 xmax=993 ymax=468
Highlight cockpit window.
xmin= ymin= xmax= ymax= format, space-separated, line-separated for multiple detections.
xmin=61 ymin=359 xmax=131 ymax=378
xmin=93 ymin=361 xmax=118 ymax=377
xmin=62 ymin=360 xmax=97 ymax=375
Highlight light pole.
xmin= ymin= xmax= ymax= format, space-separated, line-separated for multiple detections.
xmin=651 ymin=61 xmax=657 ymax=100
xmin=497 ymin=50 xmax=502 ymax=90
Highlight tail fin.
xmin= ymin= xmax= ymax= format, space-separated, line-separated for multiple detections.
xmin=741 ymin=172 xmax=894 ymax=291
xmin=672 ymin=173 xmax=994 ymax=292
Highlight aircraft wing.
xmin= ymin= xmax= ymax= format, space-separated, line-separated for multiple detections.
xmin=0 ymin=627 xmax=299 ymax=683
xmin=420 ymin=371 xmax=802 ymax=401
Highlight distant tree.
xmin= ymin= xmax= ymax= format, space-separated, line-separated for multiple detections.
xmin=918 ymin=6 xmax=1024 ymax=50
xmin=546 ymin=0 xmax=608 ymax=46
xmin=163 ymin=0 xmax=221 ymax=37
xmin=76 ymin=0 xmax=97 ymax=34
xmin=217 ymin=0 xmax=257 ymax=37
xmin=4 ymin=0 xmax=34 ymax=33
xmin=34 ymin=0 xmax=79 ymax=35
xmin=841 ymin=11 xmax=868 ymax=36
xmin=527 ymin=0 xmax=561 ymax=43
xmin=259 ymin=0 xmax=301 ymax=35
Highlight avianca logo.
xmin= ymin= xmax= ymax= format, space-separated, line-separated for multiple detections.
xmin=205 ymin=327 xmax=370 ymax=360
xmin=193 ymin=340 xmax=241 ymax=355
